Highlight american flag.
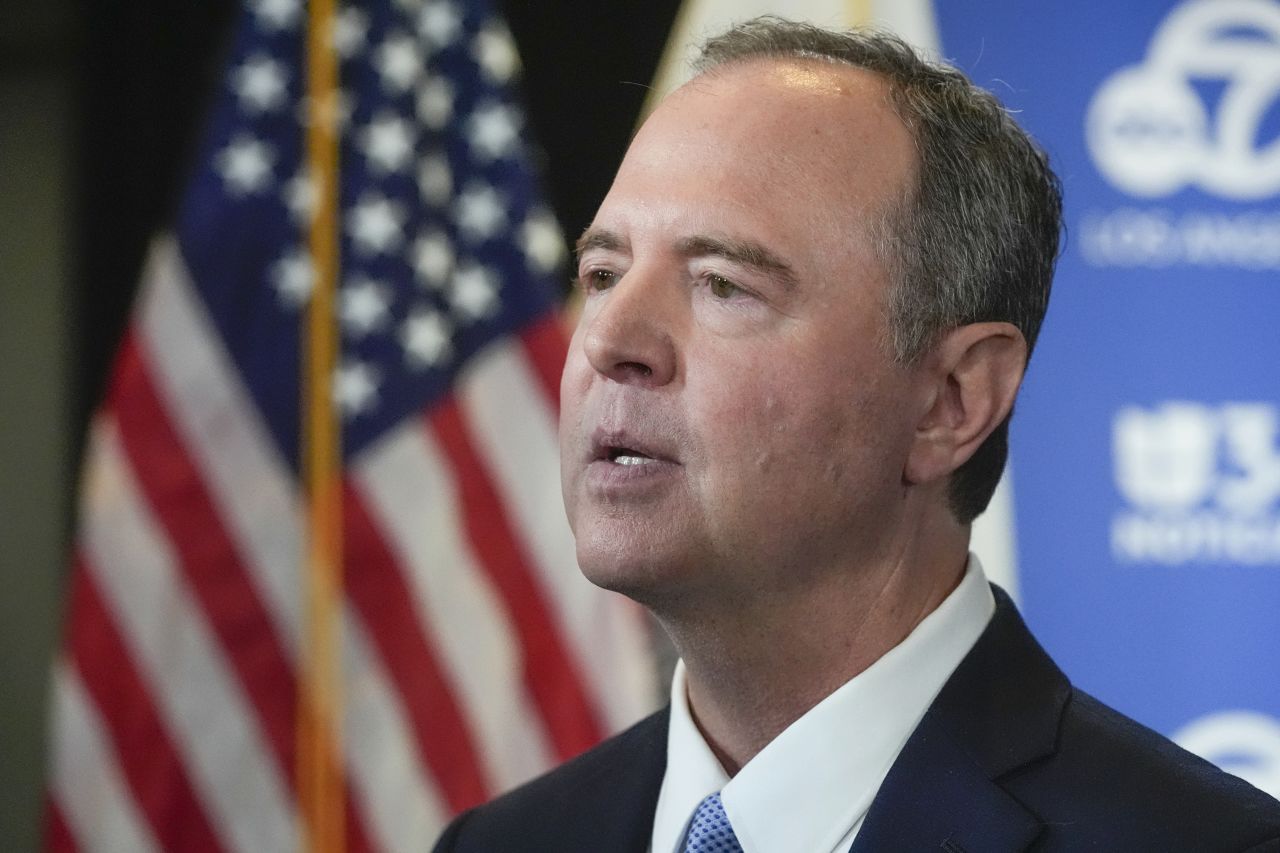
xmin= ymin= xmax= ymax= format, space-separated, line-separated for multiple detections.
xmin=46 ymin=0 xmax=655 ymax=849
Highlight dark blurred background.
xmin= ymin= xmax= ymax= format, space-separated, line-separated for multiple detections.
xmin=0 ymin=1 xmax=681 ymax=846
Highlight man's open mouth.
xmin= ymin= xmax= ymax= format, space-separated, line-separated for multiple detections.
xmin=591 ymin=429 xmax=673 ymax=468
xmin=608 ymin=447 xmax=656 ymax=465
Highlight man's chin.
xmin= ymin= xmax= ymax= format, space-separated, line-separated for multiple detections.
xmin=575 ymin=544 xmax=695 ymax=612
xmin=577 ymin=553 xmax=662 ymax=601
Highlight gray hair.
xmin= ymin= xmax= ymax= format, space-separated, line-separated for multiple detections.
xmin=693 ymin=17 xmax=1063 ymax=524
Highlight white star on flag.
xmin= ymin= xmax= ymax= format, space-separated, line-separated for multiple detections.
xmin=341 ymin=277 xmax=393 ymax=337
xmin=450 ymin=263 xmax=500 ymax=320
xmin=520 ymin=209 xmax=566 ymax=274
xmin=467 ymin=100 xmax=521 ymax=161
xmin=333 ymin=359 xmax=381 ymax=418
xmin=360 ymin=112 xmax=417 ymax=174
xmin=374 ymin=31 xmax=424 ymax=92
xmin=332 ymin=6 xmax=369 ymax=57
xmin=418 ymin=0 xmax=463 ymax=47
xmin=454 ymin=182 xmax=506 ymax=243
xmin=232 ymin=54 xmax=288 ymax=113
xmin=347 ymin=192 xmax=407 ymax=255
xmin=417 ymin=154 xmax=453 ymax=206
xmin=412 ymin=230 xmax=455 ymax=288
xmin=216 ymin=135 xmax=275 ymax=196
xmin=472 ymin=22 xmax=520 ymax=84
xmin=282 ymin=170 xmax=317 ymax=224
xmin=401 ymin=309 xmax=453 ymax=369
xmin=416 ymin=77 xmax=455 ymax=130
xmin=250 ymin=0 xmax=301 ymax=31
xmin=270 ymin=248 xmax=314 ymax=307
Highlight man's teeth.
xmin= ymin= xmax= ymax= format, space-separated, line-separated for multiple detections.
xmin=615 ymin=453 xmax=653 ymax=465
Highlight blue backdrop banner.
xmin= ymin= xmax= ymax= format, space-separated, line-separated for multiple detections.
xmin=935 ymin=0 xmax=1280 ymax=798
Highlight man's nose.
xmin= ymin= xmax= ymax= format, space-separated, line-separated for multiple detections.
xmin=581 ymin=271 xmax=678 ymax=387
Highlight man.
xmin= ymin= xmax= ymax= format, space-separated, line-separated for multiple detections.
xmin=435 ymin=18 xmax=1280 ymax=852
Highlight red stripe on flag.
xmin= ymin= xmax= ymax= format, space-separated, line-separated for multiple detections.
xmin=342 ymin=480 xmax=490 ymax=812
xmin=66 ymin=553 xmax=224 ymax=852
xmin=107 ymin=333 xmax=297 ymax=785
xmin=44 ymin=799 xmax=76 ymax=853
xmin=430 ymin=397 xmax=603 ymax=760
xmin=518 ymin=314 xmax=568 ymax=415
xmin=344 ymin=784 xmax=376 ymax=853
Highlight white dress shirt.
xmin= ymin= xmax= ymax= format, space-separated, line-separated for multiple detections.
xmin=650 ymin=555 xmax=996 ymax=853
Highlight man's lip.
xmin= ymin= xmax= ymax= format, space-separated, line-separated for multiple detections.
xmin=589 ymin=428 xmax=677 ymax=464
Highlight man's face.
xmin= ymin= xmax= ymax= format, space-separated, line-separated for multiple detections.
xmin=560 ymin=60 xmax=923 ymax=611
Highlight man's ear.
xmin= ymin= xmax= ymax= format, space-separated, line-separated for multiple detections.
xmin=904 ymin=322 xmax=1027 ymax=486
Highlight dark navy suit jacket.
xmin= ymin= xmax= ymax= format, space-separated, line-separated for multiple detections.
xmin=434 ymin=588 xmax=1280 ymax=851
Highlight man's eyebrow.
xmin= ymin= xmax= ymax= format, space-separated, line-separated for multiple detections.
xmin=575 ymin=228 xmax=628 ymax=262
xmin=676 ymin=235 xmax=798 ymax=289
xmin=575 ymin=230 xmax=798 ymax=290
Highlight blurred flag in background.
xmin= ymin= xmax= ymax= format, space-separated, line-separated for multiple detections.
xmin=45 ymin=0 xmax=654 ymax=850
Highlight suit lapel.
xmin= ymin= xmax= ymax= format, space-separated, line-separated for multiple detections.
xmin=849 ymin=714 xmax=1042 ymax=852
xmin=851 ymin=587 xmax=1071 ymax=852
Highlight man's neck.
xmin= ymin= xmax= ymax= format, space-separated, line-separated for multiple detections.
xmin=665 ymin=539 xmax=969 ymax=775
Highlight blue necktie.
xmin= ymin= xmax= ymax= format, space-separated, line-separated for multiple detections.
xmin=682 ymin=792 xmax=744 ymax=853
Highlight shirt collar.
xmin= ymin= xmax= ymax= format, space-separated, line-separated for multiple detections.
xmin=651 ymin=660 xmax=730 ymax=853
xmin=652 ymin=555 xmax=995 ymax=853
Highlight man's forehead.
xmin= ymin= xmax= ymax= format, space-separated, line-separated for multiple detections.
xmin=594 ymin=57 xmax=913 ymax=252
xmin=631 ymin=58 xmax=915 ymax=187
xmin=667 ymin=56 xmax=901 ymax=130
xmin=680 ymin=55 xmax=890 ymax=101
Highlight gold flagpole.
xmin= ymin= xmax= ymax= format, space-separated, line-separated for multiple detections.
xmin=300 ymin=0 xmax=344 ymax=850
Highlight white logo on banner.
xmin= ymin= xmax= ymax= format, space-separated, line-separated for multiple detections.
xmin=1112 ymin=402 xmax=1280 ymax=564
xmin=1087 ymin=0 xmax=1280 ymax=199
xmin=1174 ymin=710 xmax=1280 ymax=798
xmin=1080 ymin=1 xmax=1280 ymax=270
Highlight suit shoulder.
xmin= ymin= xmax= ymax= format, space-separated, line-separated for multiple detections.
xmin=1009 ymin=688 xmax=1280 ymax=850
xmin=432 ymin=709 xmax=668 ymax=853
xmin=481 ymin=706 xmax=667 ymax=814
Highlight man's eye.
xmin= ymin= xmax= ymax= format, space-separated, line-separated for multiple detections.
xmin=579 ymin=269 xmax=618 ymax=292
xmin=707 ymin=275 xmax=740 ymax=299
